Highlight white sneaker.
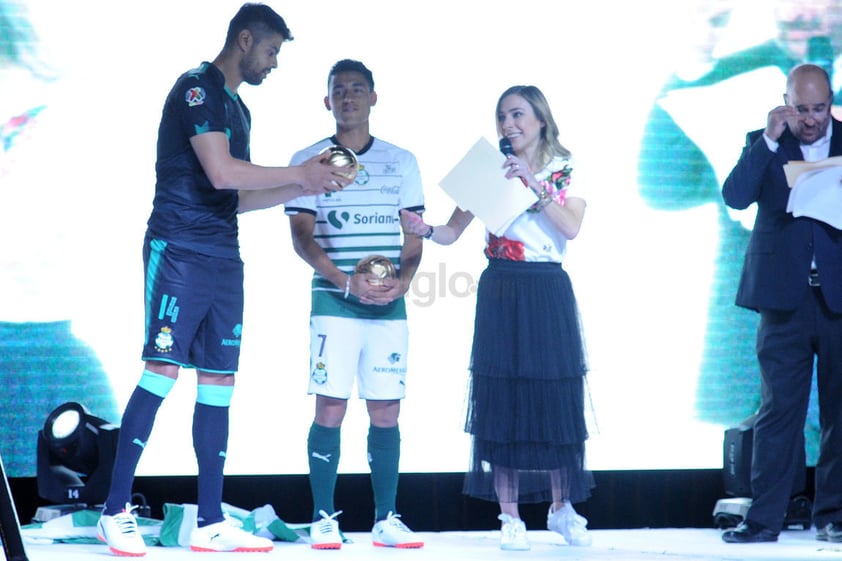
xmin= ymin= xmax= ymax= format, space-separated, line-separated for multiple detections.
xmin=498 ymin=514 xmax=530 ymax=551
xmin=97 ymin=503 xmax=147 ymax=557
xmin=310 ymin=510 xmax=342 ymax=550
xmin=547 ymin=502 xmax=592 ymax=546
xmin=371 ymin=512 xmax=424 ymax=548
xmin=189 ymin=520 xmax=273 ymax=552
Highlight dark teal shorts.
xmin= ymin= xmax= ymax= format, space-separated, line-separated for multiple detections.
xmin=141 ymin=238 xmax=244 ymax=373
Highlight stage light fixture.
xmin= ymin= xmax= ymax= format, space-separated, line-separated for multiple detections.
xmin=36 ymin=402 xmax=119 ymax=507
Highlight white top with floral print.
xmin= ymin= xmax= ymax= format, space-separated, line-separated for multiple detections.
xmin=484 ymin=156 xmax=579 ymax=263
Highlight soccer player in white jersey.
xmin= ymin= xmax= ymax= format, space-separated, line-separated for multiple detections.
xmin=285 ymin=59 xmax=425 ymax=550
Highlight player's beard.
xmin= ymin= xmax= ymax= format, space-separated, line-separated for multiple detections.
xmin=241 ymin=56 xmax=269 ymax=86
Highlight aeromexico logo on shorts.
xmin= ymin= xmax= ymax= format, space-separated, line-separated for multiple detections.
xmin=221 ymin=324 xmax=243 ymax=347
xmin=154 ymin=326 xmax=174 ymax=353
xmin=373 ymin=352 xmax=405 ymax=375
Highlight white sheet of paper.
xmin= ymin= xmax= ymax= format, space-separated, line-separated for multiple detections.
xmin=786 ymin=165 xmax=842 ymax=229
xmin=438 ymin=137 xmax=537 ymax=236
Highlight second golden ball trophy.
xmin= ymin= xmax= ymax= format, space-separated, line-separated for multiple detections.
xmin=355 ymin=255 xmax=396 ymax=285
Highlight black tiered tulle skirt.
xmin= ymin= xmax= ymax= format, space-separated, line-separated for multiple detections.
xmin=462 ymin=259 xmax=594 ymax=504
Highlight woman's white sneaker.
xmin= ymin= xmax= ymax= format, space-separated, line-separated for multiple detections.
xmin=498 ymin=513 xmax=530 ymax=551
xmin=547 ymin=502 xmax=592 ymax=546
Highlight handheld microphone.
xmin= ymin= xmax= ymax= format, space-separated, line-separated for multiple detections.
xmin=499 ymin=137 xmax=528 ymax=187
xmin=499 ymin=137 xmax=513 ymax=156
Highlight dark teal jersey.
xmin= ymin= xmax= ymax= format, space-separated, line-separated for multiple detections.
xmin=147 ymin=62 xmax=250 ymax=258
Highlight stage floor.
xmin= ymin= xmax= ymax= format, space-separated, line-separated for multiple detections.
xmin=10 ymin=527 xmax=842 ymax=561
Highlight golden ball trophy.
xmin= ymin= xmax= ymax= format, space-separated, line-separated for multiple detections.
xmin=320 ymin=145 xmax=359 ymax=183
xmin=355 ymin=255 xmax=396 ymax=285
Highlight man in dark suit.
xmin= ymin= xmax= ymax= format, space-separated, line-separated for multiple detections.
xmin=721 ymin=63 xmax=842 ymax=543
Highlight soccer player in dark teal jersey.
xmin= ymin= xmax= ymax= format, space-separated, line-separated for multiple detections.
xmin=96 ymin=4 xmax=353 ymax=557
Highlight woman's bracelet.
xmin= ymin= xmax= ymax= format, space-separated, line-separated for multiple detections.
xmin=535 ymin=189 xmax=553 ymax=211
xmin=422 ymin=225 xmax=434 ymax=240
xmin=344 ymin=275 xmax=351 ymax=299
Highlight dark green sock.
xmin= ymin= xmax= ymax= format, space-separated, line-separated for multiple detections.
xmin=368 ymin=424 xmax=400 ymax=521
xmin=308 ymin=423 xmax=341 ymax=521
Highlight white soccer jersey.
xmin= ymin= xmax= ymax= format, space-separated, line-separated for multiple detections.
xmin=286 ymin=136 xmax=425 ymax=320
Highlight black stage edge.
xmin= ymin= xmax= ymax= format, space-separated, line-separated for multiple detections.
xmin=0 ymin=454 xmax=29 ymax=561
xmin=7 ymin=469 xmax=816 ymax=533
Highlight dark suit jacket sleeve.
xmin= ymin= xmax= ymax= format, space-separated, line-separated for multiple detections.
xmin=722 ymin=130 xmax=776 ymax=210
xmin=722 ymin=121 xmax=842 ymax=313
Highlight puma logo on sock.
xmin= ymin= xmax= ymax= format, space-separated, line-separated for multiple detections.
xmin=311 ymin=451 xmax=332 ymax=463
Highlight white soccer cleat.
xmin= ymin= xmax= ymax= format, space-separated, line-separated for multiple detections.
xmin=371 ymin=511 xmax=424 ymax=548
xmin=97 ymin=503 xmax=147 ymax=557
xmin=189 ymin=519 xmax=273 ymax=552
xmin=310 ymin=509 xmax=343 ymax=550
